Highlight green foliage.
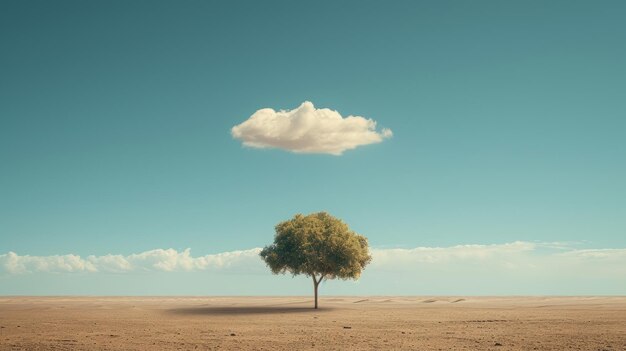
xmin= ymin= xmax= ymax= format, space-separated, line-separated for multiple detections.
xmin=260 ymin=212 xmax=371 ymax=281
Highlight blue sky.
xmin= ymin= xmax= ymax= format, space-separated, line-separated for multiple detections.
xmin=1 ymin=0 xmax=625 ymax=295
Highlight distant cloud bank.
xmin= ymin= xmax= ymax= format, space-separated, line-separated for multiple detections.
xmin=0 ymin=248 xmax=262 ymax=275
xmin=231 ymin=101 xmax=392 ymax=155
xmin=2 ymin=242 xmax=625 ymax=277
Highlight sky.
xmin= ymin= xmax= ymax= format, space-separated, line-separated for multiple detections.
xmin=1 ymin=0 xmax=625 ymax=295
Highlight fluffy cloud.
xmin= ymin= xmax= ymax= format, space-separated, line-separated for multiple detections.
xmin=2 ymin=243 xmax=625 ymax=277
xmin=231 ymin=101 xmax=392 ymax=155
xmin=3 ymin=243 xmax=624 ymax=295
xmin=558 ymin=248 xmax=626 ymax=260
xmin=0 ymin=252 xmax=98 ymax=275
xmin=0 ymin=248 xmax=262 ymax=275
xmin=371 ymin=241 xmax=537 ymax=266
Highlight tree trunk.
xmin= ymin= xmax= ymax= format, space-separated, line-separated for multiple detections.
xmin=313 ymin=276 xmax=320 ymax=309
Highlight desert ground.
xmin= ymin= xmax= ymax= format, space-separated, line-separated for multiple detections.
xmin=0 ymin=296 xmax=624 ymax=350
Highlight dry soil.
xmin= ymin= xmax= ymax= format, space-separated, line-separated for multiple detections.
xmin=1 ymin=296 xmax=625 ymax=350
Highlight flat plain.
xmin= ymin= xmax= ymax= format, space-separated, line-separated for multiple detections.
xmin=0 ymin=296 xmax=624 ymax=350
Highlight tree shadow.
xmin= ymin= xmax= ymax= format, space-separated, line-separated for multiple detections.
xmin=167 ymin=305 xmax=334 ymax=316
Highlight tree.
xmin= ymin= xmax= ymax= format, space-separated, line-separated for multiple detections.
xmin=260 ymin=212 xmax=372 ymax=309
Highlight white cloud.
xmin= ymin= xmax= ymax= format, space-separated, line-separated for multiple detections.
xmin=371 ymin=241 xmax=537 ymax=266
xmin=2 ymin=243 xmax=625 ymax=278
xmin=3 ymin=243 xmax=624 ymax=295
xmin=0 ymin=252 xmax=98 ymax=275
xmin=231 ymin=101 xmax=392 ymax=155
xmin=0 ymin=248 xmax=262 ymax=275
xmin=558 ymin=248 xmax=626 ymax=260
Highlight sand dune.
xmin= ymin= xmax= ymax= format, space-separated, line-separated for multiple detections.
xmin=1 ymin=296 xmax=625 ymax=350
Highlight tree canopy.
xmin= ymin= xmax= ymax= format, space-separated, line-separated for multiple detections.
xmin=260 ymin=212 xmax=371 ymax=308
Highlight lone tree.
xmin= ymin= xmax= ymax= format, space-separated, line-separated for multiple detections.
xmin=260 ymin=212 xmax=371 ymax=309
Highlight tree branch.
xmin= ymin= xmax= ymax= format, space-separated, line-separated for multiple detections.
xmin=312 ymin=273 xmax=327 ymax=286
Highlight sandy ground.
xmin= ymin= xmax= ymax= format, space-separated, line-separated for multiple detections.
xmin=0 ymin=296 xmax=624 ymax=350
